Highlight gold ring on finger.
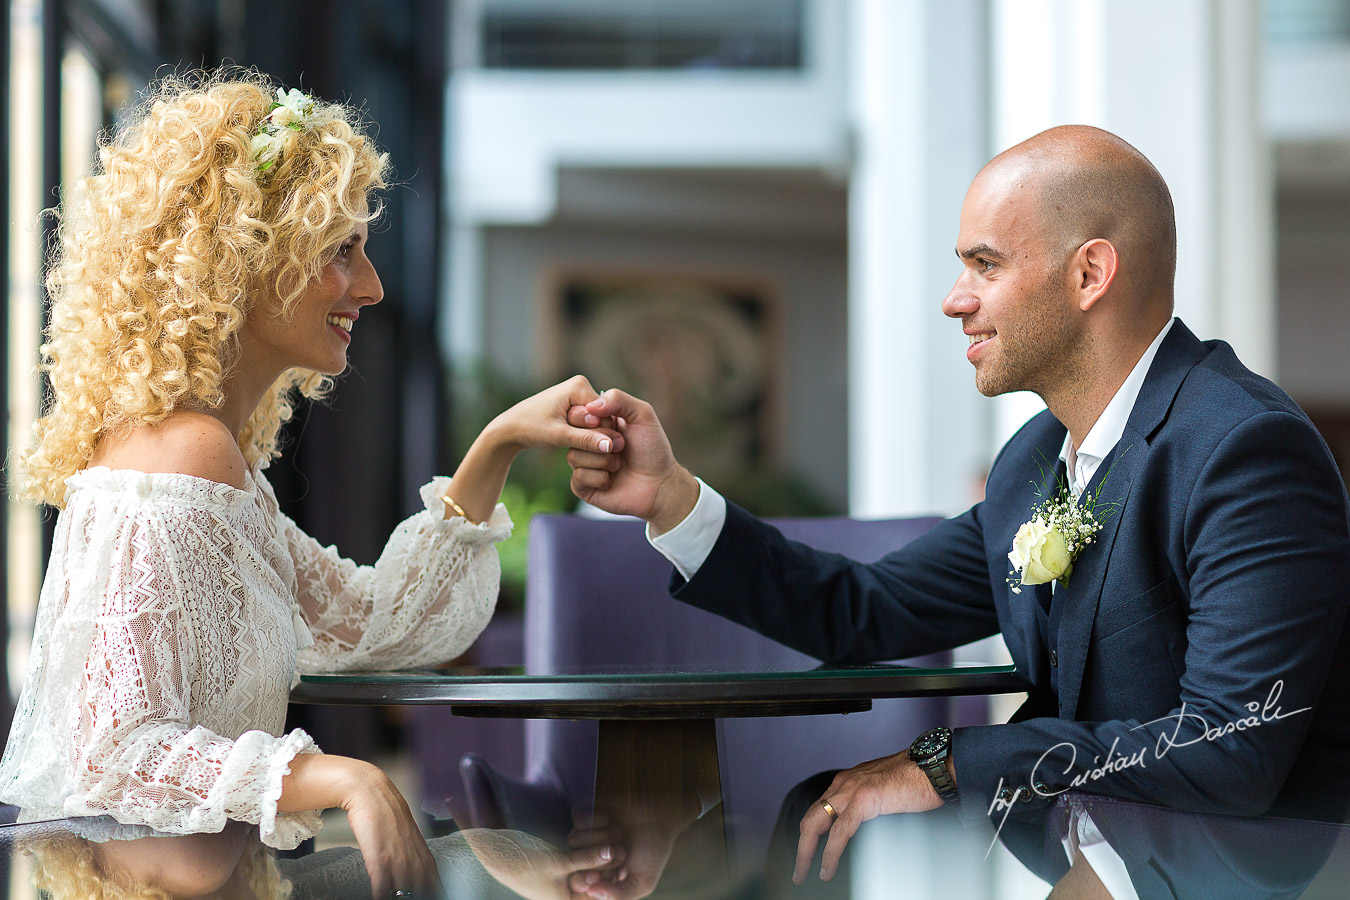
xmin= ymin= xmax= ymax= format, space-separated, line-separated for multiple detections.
xmin=820 ymin=799 xmax=838 ymax=821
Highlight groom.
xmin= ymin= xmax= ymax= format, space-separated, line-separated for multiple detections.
xmin=565 ymin=126 xmax=1350 ymax=891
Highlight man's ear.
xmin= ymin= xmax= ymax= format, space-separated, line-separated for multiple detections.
xmin=1073 ymin=238 xmax=1119 ymax=311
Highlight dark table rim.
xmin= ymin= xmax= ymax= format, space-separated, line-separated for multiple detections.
xmin=290 ymin=665 xmax=1027 ymax=719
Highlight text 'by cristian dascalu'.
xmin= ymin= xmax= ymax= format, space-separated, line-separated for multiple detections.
xmin=982 ymin=680 xmax=1310 ymax=856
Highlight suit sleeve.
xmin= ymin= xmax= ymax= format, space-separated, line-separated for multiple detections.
xmin=952 ymin=410 xmax=1350 ymax=824
xmin=673 ymin=500 xmax=1002 ymax=663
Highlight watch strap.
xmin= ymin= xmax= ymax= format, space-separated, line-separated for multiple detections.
xmin=911 ymin=727 xmax=960 ymax=803
xmin=918 ymin=753 xmax=960 ymax=803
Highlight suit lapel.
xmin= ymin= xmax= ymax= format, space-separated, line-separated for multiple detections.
xmin=1054 ymin=319 xmax=1209 ymax=718
xmin=1036 ymin=458 xmax=1068 ymax=614
xmin=1054 ymin=434 xmax=1143 ymax=718
xmin=1008 ymin=452 xmax=1065 ymax=685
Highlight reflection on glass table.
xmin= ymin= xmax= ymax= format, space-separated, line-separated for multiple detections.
xmin=1 ymin=814 xmax=627 ymax=899
xmin=292 ymin=662 xmax=1027 ymax=898
xmin=6 ymin=794 xmax=1350 ymax=900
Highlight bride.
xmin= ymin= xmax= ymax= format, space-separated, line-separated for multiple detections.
xmin=0 ymin=72 xmax=623 ymax=899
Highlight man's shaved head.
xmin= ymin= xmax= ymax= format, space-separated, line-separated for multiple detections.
xmin=946 ymin=125 xmax=1180 ymax=430
xmin=980 ymin=125 xmax=1176 ymax=304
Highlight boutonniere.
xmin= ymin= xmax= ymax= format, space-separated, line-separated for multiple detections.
xmin=1007 ymin=454 xmax=1122 ymax=594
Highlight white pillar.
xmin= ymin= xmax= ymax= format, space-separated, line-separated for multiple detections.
xmin=987 ymin=0 xmax=1273 ymax=451
xmin=847 ymin=0 xmax=992 ymax=518
xmin=443 ymin=221 xmax=484 ymax=368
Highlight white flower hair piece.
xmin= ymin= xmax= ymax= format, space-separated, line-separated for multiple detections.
xmin=251 ymin=87 xmax=317 ymax=175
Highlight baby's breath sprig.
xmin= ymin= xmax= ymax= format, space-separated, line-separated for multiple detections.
xmin=250 ymin=88 xmax=317 ymax=175
xmin=1006 ymin=449 xmax=1126 ymax=594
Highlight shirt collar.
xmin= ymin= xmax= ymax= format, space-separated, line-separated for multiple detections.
xmin=1059 ymin=318 xmax=1175 ymax=477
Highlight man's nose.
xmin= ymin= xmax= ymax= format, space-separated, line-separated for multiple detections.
xmin=942 ymin=279 xmax=977 ymax=319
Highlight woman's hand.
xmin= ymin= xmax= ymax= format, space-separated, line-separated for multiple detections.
xmin=339 ymin=762 xmax=443 ymax=900
xmin=281 ymin=754 xmax=441 ymax=899
xmin=445 ymin=375 xmax=624 ymax=523
xmin=486 ymin=375 xmax=625 ymax=456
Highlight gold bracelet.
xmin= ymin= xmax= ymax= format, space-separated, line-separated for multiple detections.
xmin=443 ymin=494 xmax=472 ymax=522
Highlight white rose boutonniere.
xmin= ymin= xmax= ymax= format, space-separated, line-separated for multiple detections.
xmin=1008 ymin=517 xmax=1074 ymax=588
xmin=1007 ymin=456 xmax=1123 ymax=594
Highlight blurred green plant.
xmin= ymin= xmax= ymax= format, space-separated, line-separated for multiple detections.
xmin=492 ymin=457 xmax=575 ymax=611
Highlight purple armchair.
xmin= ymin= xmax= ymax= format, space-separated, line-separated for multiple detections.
xmin=457 ymin=512 xmax=958 ymax=863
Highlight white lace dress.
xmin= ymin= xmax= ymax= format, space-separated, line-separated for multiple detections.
xmin=0 ymin=462 xmax=511 ymax=849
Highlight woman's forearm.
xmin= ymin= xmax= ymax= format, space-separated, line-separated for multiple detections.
xmin=279 ymin=752 xmax=441 ymax=893
xmin=277 ymin=752 xmax=377 ymax=814
xmin=442 ymin=419 xmax=519 ymax=524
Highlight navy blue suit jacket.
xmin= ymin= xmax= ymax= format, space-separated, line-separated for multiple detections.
xmin=674 ymin=320 xmax=1350 ymax=837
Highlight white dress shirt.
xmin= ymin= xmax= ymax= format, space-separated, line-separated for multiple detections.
xmin=647 ymin=320 xmax=1176 ymax=898
xmin=1059 ymin=319 xmax=1174 ymax=501
xmin=647 ymin=476 xmax=726 ymax=581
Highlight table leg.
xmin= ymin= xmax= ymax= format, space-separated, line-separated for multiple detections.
xmin=595 ymin=718 xmax=730 ymax=894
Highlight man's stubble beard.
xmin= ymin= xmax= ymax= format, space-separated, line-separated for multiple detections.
xmin=973 ymin=280 xmax=1081 ymax=400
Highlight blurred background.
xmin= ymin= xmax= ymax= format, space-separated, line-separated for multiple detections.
xmin=3 ymin=0 xmax=1350 ymax=891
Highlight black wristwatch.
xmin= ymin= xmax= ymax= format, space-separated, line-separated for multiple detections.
xmin=909 ymin=727 xmax=959 ymax=803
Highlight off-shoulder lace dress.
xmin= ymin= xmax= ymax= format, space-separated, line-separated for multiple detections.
xmin=0 ymin=462 xmax=511 ymax=849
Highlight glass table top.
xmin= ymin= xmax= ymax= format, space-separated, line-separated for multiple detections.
xmin=292 ymin=662 xmax=1027 ymax=718
xmin=299 ymin=660 xmax=1021 ymax=684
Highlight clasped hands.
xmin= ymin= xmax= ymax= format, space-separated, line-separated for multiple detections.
xmin=562 ymin=388 xmax=953 ymax=885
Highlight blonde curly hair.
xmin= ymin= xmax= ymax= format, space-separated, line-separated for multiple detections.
xmin=24 ymin=833 xmax=292 ymax=900
xmin=15 ymin=70 xmax=388 ymax=506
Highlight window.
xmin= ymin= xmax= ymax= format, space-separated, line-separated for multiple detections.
xmin=478 ymin=0 xmax=803 ymax=70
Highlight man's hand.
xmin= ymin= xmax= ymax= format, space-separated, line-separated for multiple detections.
xmin=795 ymin=751 xmax=947 ymax=884
xmin=565 ymin=389 xmax=699 ymax=534
xmin=566 ymin=796 xmax=700 ymax=900
xmin=455 ymin=827 xmax=623 ymax=900
xmin=487 ymin=375 xmax=625 ymax=457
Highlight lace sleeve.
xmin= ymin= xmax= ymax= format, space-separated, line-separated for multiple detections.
xmin=286 ymin=477 xmax=513 ymax=672
xmin=64 ymin=510 xmax=322 ymax=850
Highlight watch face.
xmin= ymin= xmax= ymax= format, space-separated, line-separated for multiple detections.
xmin=912 ymin=727 xmax=951 ymax=760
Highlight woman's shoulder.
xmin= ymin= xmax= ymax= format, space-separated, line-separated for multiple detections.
xmin=86 ymin=411 xmax=249 ymax=490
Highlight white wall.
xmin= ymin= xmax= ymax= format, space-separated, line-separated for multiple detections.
xmin=987 ymin=0 xmax=1273 ymax=450
xmin=845 ymin=0 xmax=993 ymax=519
xmin=447 ymin=0 xmax=849 ymax=228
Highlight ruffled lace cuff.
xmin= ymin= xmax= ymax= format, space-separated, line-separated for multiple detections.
xmin=257 ymin=729 xmax=322 ymax=850
xmin=419 ymin=477 xmax=513 ymax=544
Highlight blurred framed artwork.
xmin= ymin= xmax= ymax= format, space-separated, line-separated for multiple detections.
xmin=541 ymin=267 xmax=783 ymax=491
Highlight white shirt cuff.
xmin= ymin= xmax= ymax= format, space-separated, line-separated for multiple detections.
xmin=646 ymin=478 xmax=726 ymax=582
xmin=1061 ymin=809 xmax=1139 ymax=900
